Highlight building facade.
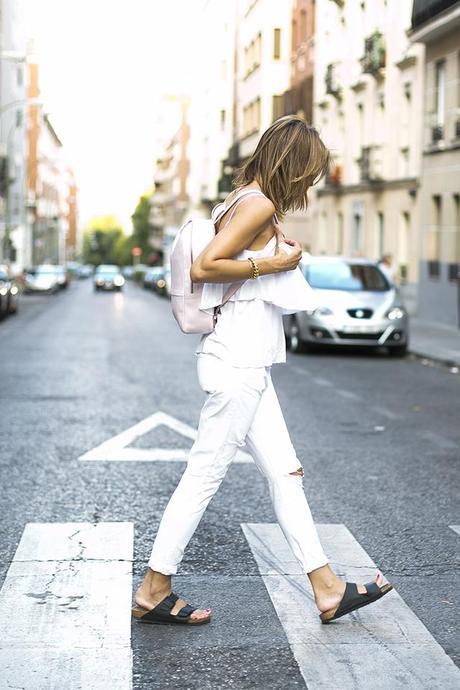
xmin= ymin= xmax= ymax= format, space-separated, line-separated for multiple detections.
xmin=27 ymin=61 xmax=69 ymax=266
xmin=308 ymin=0 xmax=424 ymax=314
xmin=0 ymin=0 xmax=28 ymax=271
xmin=409 ymin=0 xmax=460 ymax=327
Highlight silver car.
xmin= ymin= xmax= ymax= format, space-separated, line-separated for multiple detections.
xmin=283 ymin=256 xmax=409 ymax=357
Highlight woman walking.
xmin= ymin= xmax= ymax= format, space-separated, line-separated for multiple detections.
xmin=132 ymin=115 xmax=392 ymax=626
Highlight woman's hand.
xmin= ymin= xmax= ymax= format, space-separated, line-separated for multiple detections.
xmin=271 ymin=234 xmax=303 ymax=273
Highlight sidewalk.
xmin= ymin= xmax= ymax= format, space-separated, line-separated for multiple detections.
xmin=409 ymin=317 xmax=460 ymax=367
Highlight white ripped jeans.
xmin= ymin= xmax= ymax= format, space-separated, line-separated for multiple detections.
xmin=148 ymin=352 xmax=329 ymax=575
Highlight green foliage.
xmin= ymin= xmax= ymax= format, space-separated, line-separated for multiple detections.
xmin=130 ymin=194 xmax=152 ymax=262
xmin=82 ymin=216 xmax=124 ymax=266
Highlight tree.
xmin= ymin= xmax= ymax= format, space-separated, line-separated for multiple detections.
xmin=82 ymin=216 xmax=124 ymax=266
xmin=131 ymin=194 xmax=152 ymax=262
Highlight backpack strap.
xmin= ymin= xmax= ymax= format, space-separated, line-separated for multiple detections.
xmin=213 ymin=189 xmax=267 ymax=228
xmin=211 ymin=188 xmax=278 ymax=327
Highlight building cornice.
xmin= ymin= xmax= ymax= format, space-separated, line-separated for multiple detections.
xmin=408 ymin=3 xmax=460 ymax=43
xmin=317 ymin=177 xmax=420 ymax=197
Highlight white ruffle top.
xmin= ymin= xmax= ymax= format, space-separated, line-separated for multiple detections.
xmin=195 ymin=233 xmax=320 ymax=368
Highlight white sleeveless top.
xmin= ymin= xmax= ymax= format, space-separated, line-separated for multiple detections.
xmin=194 ymin=199 xmax=319 ymax=368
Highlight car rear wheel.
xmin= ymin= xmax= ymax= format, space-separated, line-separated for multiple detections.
xmin=287 ymin=318 xmax=309 ymax=354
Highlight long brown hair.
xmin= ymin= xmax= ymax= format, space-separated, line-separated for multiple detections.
xmin=233 ymin=115 xmax=331 ymax=220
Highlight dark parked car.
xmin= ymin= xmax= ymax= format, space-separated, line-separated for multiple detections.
xmin=0 ymin=265 xmax=18 ymax=318
xmin=143 ymin=267 xmax=166 ymax=293
xmin=93 ymin=264 xmax=125 ymax=291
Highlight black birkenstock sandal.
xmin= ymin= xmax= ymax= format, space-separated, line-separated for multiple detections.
xmin=131 ymin=592 xmax=211 ymax=626
xmin=319 ymin=579 xmax=393 ymax=624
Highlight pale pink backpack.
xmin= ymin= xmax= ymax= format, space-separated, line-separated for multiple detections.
xmin=170 ymin=188 xmax=268 ymax=334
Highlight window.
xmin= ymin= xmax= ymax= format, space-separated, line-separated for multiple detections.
xmin=376 ymin=211 xmax=384 ymax=258
xmin=220 ymin=109 xmax=226 ymax=130
xmin=300 ymin=9 xmax=307 ymax=42
xmin=400 ymin=147 xmax=410 ymax=177
xmin=291 ymin=19 xmax=297 ymax=51
xmin=427 ymin=195 xmax=441 ymax=278
xmin=351 ymin=213 xmax=362 ymax=254
xmin=337 ymin=212 xmax=344 ymax=254
xmin=399 ymin=211 xmax=410 ymax=283
xmin=273 ymin=28 xmax=281 ymax=59
xmin=432 ymin=59 xmax=445 ymax=142
xmin=448 ymin=193 xmax=460 ymax=282
xmin=272 ymin=94 xmax=284 ymax=121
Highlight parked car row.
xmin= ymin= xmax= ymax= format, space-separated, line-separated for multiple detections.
xmin=23 ymin=264 xmax=71 ymax=294
xmin=93 ymin=264 xmax=125 ymax=291
xmin=0 ymin=265 xmax=19 ymax=319
xmin=142 ymin=266 xmax=171 ymax=297
xmin=283 ymin=255 xmax=409 ymax=357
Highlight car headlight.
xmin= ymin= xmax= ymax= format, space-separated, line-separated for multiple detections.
xmin=386 ymin=307 xmax=405 ymax=320
xmin=0 ymin=287 xmax=7 ymax=296
xmin=113 ymin=276 xmax=125 ymax=286
xmin=307 ymin=306 xmax=334 ymax=317
xmin=10 ymin=285 xmax=18 ymax=295
xmin=157 ymin=279 xmax=166 ymax=288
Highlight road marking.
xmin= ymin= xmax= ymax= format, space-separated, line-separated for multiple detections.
xmin=337 ymin=389 xmax=360 ymax=400
xmin=421 ymin=430 xmax=458 ymax=451
xmin=449 ymin=525 xmax=460 ymax=537
xmin=0 ymin=522 xmax=133 ymax=689
xmin=289 ymin=365 xmax=311 ymax=377
xmin=242 ymin=523 xmax=460 ymax=689
xmin=79 ymin=410 xmax=252 ymax=463
xmin=311 ymin=377 xmax=333 ymax=387
xmin=370 ymin=405 xmax=399 ymax=420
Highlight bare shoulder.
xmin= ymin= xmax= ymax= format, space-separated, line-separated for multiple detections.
xmin=236 ymin=194 xmax=276 ymax=220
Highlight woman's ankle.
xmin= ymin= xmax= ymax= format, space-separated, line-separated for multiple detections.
xmin=141 ymin=568 xmax=171 ymax=594
xmin=308 ymin=565 xmax=342 ymax=594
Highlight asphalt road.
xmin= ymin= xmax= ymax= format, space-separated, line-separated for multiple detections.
xmin=0 ymin=280 xmax=459 ymax=689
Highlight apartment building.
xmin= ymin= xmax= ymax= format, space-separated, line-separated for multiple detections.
xmin=0 ymin=0 xmax=28 ymax=271
xmin=27 ymin=61 xmax=69 ymax=265
xmin=150 ymin=94 xmax=190 ymax=263
xmin=187 ymin=0 xmax=237 ymax=207
xmin=310 ymin=0 xmax=424 ymax=313
xmin=409 ymin=0 xmax=460 ymax=327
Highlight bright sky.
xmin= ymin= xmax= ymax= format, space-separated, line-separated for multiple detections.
xmin=25 ymin=0 xmax=200 ymax=232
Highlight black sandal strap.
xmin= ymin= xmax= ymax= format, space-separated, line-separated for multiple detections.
xmin=140 ymin=592 xmax=179 ymax=621
xmin=363 ymin=581 xmax=381 ymax=597
xmin=176 ymin=603 xmax=196 ymax=619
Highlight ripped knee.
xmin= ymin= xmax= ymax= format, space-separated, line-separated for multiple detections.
xmin=289 ymin=466 xmax=304 ymax=477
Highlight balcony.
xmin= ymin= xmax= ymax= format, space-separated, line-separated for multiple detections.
xmin=325 ymin=64 xmax=342 ymax=99
xmin=360 ymin=31 xmax=386 ymax=77
xmin=276 ymin=76 xmax=313 ymax=121
xmin=431 ymin=124 xmax=444 ymax=142
xmin=325 ymin=163 xmax=342 ymax=187
xmin=358 ymin=146 xmax=383 ymax=183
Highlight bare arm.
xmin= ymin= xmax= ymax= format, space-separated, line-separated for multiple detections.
xmin=190 ymin=196 xmax=302 ymax=284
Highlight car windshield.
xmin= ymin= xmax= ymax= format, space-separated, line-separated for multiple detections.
xmin=96 ymin=267 xmax=118 ymax=275
xmin=35 ymin=266 xmax=57 ymax=275
xmin=303 ymin=262 xmax=389 ymax=292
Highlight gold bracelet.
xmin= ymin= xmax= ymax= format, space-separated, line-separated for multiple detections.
xmin=247 ymin=256 xmax=260 ymax=279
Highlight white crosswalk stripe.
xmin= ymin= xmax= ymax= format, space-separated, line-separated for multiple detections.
xmin=449 ymin=525 xmax=460 ymax=537
xmin=242 ymin=523 xmax=460 ymax=689
xmin=0 ymin=522 xmax=133 ymax=690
